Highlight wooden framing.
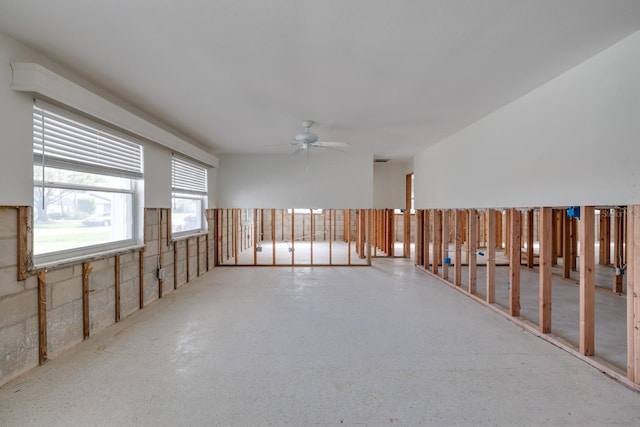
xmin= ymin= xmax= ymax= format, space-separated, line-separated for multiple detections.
xmin=527 ymin=209 xmax=534 ymax=268
xmin=272 ymin=209 xmax=276 ymax=265
xmin=539 ymin=207 xmax=552 ymax=333
xmin=139 ymin=249 xmax=144 ymax=309
xmin=509 ymin=209 xmax=521 ymax=317
xmin=570 ymin=218 xmax=578 ymax=271
xmin=216 ymin=209 xmax=222 ymax=266
xmin=253 ymin=209 xmax=258 ymax=265
xmin=441 ymin=210 xmax=448 ymax=279
xmin=115 ymin=255 xmax=121 ymax=322
xmin=186 ymin=237 xmax=191 ymax=281
xmin=158 ymin=210 xmax=164 ymax=298
xmin=579 ymin=206 xmax=595 ymax=356
xmin=415 ymin=210 xmax=423 ymax=266
xmin=454 ymin=209 xmax=462 ymax=287
xmin=347 ymin=209 xmax=352 ymax=265
xmin=37 ymin=270 xmax=47 ymax=364
xmin=366 ymin=209 xmax=372 ymax=265
xmin=423 ymin=209 xmax=430 ymax=269
xmin=562 ymin=211 xmax=571 ymax=278
xmin=496 ymin=210 xmax=503 ymax=249
xmin=486 ymin=209 xmax=496 ymax=303
xmin=17 ymin=206 xmax=32 ymax=281
xmin=613 ymin=207 xmax=624 ymax=293
xmin=82 ymin=261 xmax=92 ymax=340
xmin=627 ymin=205 xmax=639 ymax=382
xmin=310 ymin=208 xmax=315 ymax=264
xmin=404 ymin=173 xmax=412 ymax=258
xmin=173 ymin=241 xmax=178 ymax=289
xmin=431 ymin=210 xmax=440 ymax=275
xmin=468 ymin=209 xmax=477 ymax=294
xmin=329 ymin=209 xmax=333 ymax=264
xmin=504 ymin=209 xmax=511 ymax=258
xmin=291 ymin=209 xmax=295 ymax=265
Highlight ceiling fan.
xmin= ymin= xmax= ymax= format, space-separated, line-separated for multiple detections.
xmin=291 ymin=120 xmax=350 ymax=171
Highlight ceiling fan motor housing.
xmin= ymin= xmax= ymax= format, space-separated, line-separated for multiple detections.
xmin=295 ymin=132 xmax=319 ymax=144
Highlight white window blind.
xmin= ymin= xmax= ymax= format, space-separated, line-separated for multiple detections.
xmin=172 ymin=156 xmax=207 ymax=195
xmin=33 ymin=100 xmax=143 ymax=179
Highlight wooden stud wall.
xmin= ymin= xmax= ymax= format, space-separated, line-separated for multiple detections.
xmin=509 ymin=209 xmax=521 ymax=317
xmin=579 ymin=206 xmax=595 ymax=356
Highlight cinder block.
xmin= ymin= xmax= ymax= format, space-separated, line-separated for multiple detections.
xmin=47 ymin=300 xmax=83 ymax=358
xmin=0 ymin=208 xmax=17 ymax=239
xmin=45 ymin=266 xmax=75 ymax=284
xmin=0 ymin=266 xmax=25 ymax=298
xmin=51 ymin=277 xmax=82 ymax=308
xmin=0 ymin=289 xmax=37 ymax=328
xmin=90 ymin=287 xmax=115 ymax=333
xmin=89 ymin=267 xmax=115 ymax=290
xmin=0 ymin=237 xmax=17 ymax=268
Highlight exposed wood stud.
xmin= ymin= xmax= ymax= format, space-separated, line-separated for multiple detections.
xmin=37 ymin=270 xmax=47 ymax=364
xmin=579 ymin=206 xmax=595 ymax=356
xmin=216 ymin=209 xmax=222 ymax=266
xmin=186 ymin=237 xmax=191 ymax=282
xmin=329 ymin=209 xmax=333 ymax=265
xmin=347 ymin=209 xmax=352 ymax=265
xmin=468 ymin=209 xmax=477 ymax=294
xmin=614 ymin=208 xmax=624 ymax=293
xmin=415 ymin=210 xmax=423 ymax=266
xmin=272 ymin=209 xmax=276 ymax=265
xmin=404 ymin=174 xmax=412 ymax=258
xmin=139 ymin=249 xmax=144 ymax=308
xmin=551 ymin=209 xmax=559 ymax=266
xmin=454 ymin=210 xmax=462 ymax=286
xmin=367 ymin=210 xmax=372 ymax=266
xmin=505 ymin=209 xmax=511 ymax=257
xmin=158 ymin=210 xmax=163 ymax=298
xmin=173 ymin=241 xmax=178 ymax=289
xmin=310 ymin=209 xmax=315 ymax=264
xmin=509 ymin=208 xmax=521 ymax=317
xmin=539 ymin=207 xmax=553 ymax=333
xmin=570 ymin=217 xmax=578 ymax=271
xmin=197 ymin=236 xmax=201 ymax=276
xmin=17 ymin=206 xmax=32 ymax=281
xmin=527 ymin=209 xmax=534 ymax=268
xmin=252 ymin=209 xmax=257 ymax=265
xmin=82 ymin=261 xmax=92 ymax=340
xmin=233 ymin=209 xmax=239 ymax=265
xmin=115 ymin=255 xmax=121 ymax=322
xmin=627 ymin=206 xmax=635 ymax=381
xmin=291 ymin=209 xmax=295 ymax=265
xmin=424 ymin=209 xmax=430 ymax=269
xmin=562 ymin=211 xmax=571 ymax=279
xmin=441 ymin=210 xmax=448 ymax=279
xmin=486 ymin=209 xmax=496 ymax=303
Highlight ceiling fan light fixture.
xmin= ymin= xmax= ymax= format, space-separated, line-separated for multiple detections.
xmin=295 ymin=132 xmax=319 ymax=144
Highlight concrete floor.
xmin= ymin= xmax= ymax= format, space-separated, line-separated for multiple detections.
xmin=1 ymin=259 xmax=639 ymax=426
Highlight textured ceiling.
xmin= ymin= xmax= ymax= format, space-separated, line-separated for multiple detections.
xmin=1 ymin=0 xmax=639 ymax=159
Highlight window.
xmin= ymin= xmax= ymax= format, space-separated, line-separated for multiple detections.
xmin=33 ymin=100 xmax=143 ymax=265
xmin=171 ymin=156 xmax=207 ymax=235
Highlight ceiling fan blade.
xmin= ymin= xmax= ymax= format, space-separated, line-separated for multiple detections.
xmin=312 ymin=145 xmax=349 ymax=153
xmin=313 ymin=141 xmax=350 ymax=148
xmin=292 ymin=147 xmax=304 ymax=155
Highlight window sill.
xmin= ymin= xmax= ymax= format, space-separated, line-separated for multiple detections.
xmin=32 ymin=244 xmax=146 ymax=272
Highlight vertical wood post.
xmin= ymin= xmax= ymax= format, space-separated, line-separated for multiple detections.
xmin=415 ymin=210 xmax=423 ymax=265
xmin=504 ymin=209 xmax=511 ymax=258
xmin=551 ymin=209 xmax=558 ymax=266
xmin=454 ymin=209 xmax=462 ymax=287
xmin=509 ymin=209 xmax=521 ymax=317
xmin=329 ymin=209 xmax=333 ymax=264
xmin=404 ymin=174 xmax=412 ymax=258
xmin=310 ymin=209 xmax=315 ymax=264
xmin=527 ymin=209 xmax=535 ymax=268
xmin=562 ymin=211 xmax=571 ymax=278
xmin=139 ymin=249 xmax=144 ymax=308
xmin=613 ymin=208 xmax=624 ymax=293
xmin=37 ymin=270 xmax=47 ymax=364
xmin=291 ymin=209 xmax=295 ymax=265
xmin=468 ymin=209 xmax=477 ymax=294
xmin=367 ymin=210 xmax=373 ymax=266
xmin=347 ymin=209 xmax=352 ymax=265
xmin=441 ymin=210 xmax=449 ymax=279
xmin=496 ymin=210 xmax=503 ymax=249
xmin=570 ymin=218 xmax=578 ymax=271
xmin=433 ymin=210 xmax=441 ymax=275
xmin=424 ymin=209 xmax=430 ymax=269
xmin=579 ymin=206 xmax=595 ymax=356
xmin=115 ymin=255 xmax=121 ymax=322
xmin=627 ymin=205 xmax=640 ymax=383
xmin=539 ymin=207 xmax=553 ymax=333
xmin=82 ymin=262 xmax=92 ymax=340
xmin=486 ymin=209 xmax=496 ymax=303
xmin=173 ymin=241 xmax=178 ymax=288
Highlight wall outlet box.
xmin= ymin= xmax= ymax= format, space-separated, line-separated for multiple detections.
xmin=156 ymin=268 xmax=166 ymax=279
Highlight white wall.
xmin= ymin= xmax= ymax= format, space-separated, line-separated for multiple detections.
xmin=414 ymin=30 xmax=640 ymax=209
xmin=144 ymin=143 xmax=172 ymax=208
xmin=373 ymin=161 xmax=409 ymax=208
xmin=217 ymin=153 xmax=373 ymax=208
xmin=207 ymin=167 xmax=218 ymax=208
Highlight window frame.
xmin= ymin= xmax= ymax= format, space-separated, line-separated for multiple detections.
xmin=32 ymin=99 xmax=144 ymax=267
xmin=171 ymin=155 xmax=208 ymax=237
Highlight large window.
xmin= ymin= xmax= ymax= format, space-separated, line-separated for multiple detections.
xmin=33 ymin=100 xmax=143 ymax=265
xmin=171 ymin=156 xmax=207 ymax=235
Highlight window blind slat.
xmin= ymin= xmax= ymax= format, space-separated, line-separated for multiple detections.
xmin=172 ymin=156 xmax=207 ymax=194
xmin=33 ymin=100 xmax=143 ymax=178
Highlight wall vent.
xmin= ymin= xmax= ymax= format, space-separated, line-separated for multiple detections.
xmin=374 ymin=158 xmax=390 ymax=163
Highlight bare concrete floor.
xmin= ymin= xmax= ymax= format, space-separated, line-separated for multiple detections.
xmin=1 ymin=259 xmax=639 ymax=426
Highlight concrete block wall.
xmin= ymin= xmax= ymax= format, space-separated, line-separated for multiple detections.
xmin=0 ymin=207 xmax=216 ymax=387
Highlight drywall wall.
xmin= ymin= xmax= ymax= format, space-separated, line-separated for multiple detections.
xmin=373 ymin=161 xmax=409 ymax=208
xmin=144 ymin=143 xmax=172 ymax=208
xmin=414 ymin=30 xmax=640 ymax=209
xmin=207 ymin=167 xmax=218 ymax=209
xmin=217 ymin=153 xmax=374 ymax=208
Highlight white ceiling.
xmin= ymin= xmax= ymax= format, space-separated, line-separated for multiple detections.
xmin=1 ymin=0 xmax=639 ymax=160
